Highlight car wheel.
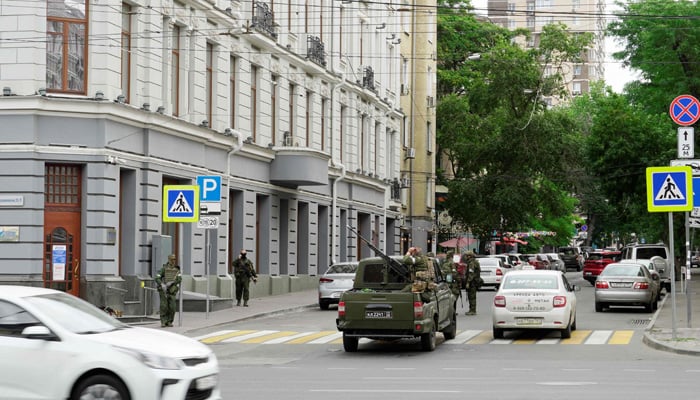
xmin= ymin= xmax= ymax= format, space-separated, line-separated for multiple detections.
xmin=342 ymin=333 xmax=359 ymax=352
xmin=644 ymin=300 xmax=654 ymax=313
xmin=595 ymin=302 xmax=604 ymax=312
xmin=319 ymin=300 xmax=330 ymax=310
xmin=561 ymin=322 xmax=572 ymax=339
xmin=442 ymin=311 xmax=457 ymax=340
xmin=71 ymin=374 xmax=130 ymax=400
xmin=571 ymin=313 xmax=577 ymax=331
xmin=493 ymin=327 xmax=504 ymax=339
xmin=421 ymin=322 xmax=437 ymax=351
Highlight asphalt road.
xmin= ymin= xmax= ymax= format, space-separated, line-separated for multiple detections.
xmin=195 ymin=271 xmax=699 ymax=399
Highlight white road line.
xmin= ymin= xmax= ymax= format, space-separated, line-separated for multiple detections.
xmin=536 ymin=338 xmax=560 ymax=344
xmin=584 ymin=330 xmax=613 ymax=344
xmin=445 ymin=330 xmax=483 ymax=344
xmin=222 ymin=330 xmax=277 ymax=343
xmin=264 ymin=331 xmax=317 ymax=344
xmin=491 ymin=339 xmax=514 ymax=345
xmin=310 ymin=390 xmax=461 ymax=393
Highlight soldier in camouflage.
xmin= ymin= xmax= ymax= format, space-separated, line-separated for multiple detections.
xmin=232 ymin=250 xmax=257 ymax=306
xmin=462 ymin=251 xmax=481 ymax=315
xmin=441 ymin=251 xmax=462 ymax=300
xmin=155 ymin=254 xmax=181 ymax=327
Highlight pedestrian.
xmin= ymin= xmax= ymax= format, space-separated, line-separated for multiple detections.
xmin=155 ymin=254 xmax=181 ymax=327
xmin=462 ymin=251 xmax=481 ymax=315
xmin=441 ymin=250 xmax=462 ymax=303
xmin=232 ymin=250 xmax=257 ymax=306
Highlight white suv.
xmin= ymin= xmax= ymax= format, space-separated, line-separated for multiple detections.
xmin=621 ymin=244 xmax=672 ymax=291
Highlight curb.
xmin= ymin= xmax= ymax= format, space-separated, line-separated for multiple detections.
xmin=642 ymin=293 xmax=700 ymax=356
xmin=182 ymin=303 xmax=318 ymax=335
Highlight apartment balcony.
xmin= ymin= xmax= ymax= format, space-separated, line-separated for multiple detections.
xmin=306 ymin=35 xmax=326 ymax=67
xmin=251 ymin=2 xmax=277 ymax=40
xmin=270 ymin=147 xmax=330 ymax=187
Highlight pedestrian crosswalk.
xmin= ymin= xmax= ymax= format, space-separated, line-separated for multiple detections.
xmin=193 ymin=329 xmax=636 ymax=346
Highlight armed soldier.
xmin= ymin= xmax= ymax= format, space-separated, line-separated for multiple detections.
xmin=232 ymin=250 xmax=257 ymax=306
xmin=155 ymin=254 xmax=181 ymax=327
xmin=462 ymin=251 xmax=481 ymax=315
xmin=441 ymin=251 xmax=462 ymax=303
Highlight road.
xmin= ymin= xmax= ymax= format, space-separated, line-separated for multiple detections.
xmin=191 ymin=272 xmax=700 ymax=399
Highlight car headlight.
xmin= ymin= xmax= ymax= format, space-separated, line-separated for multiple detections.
xmin=115 ymin=346 xmax=185 ymax=370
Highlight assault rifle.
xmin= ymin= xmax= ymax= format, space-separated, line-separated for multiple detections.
xmin=346 ymin=225 xmax=411 ymax=281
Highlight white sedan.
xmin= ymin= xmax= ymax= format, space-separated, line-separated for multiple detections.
xmin=0 ymin=285 xmax=221 ymax=400
xmin=477 ymin=257 xmax=505 ymax=290
xmin=492 ymin=270 xmax=580 ymax=339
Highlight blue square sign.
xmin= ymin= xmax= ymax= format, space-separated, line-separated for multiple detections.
xmin=163 ymin=185 xmax=199 ymax=222
xmin=646 ymin=166 xmax=693 ymax=212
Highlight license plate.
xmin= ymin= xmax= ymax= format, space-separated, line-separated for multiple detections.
xmin=610 ymin=282 xmax=632 ymax=288
xmin=516 ymin=318 xmax=543 ymax=326
xmin=365 ymin=311 xmax=392 ymax=319
xmin=196 ymin=375 xmax=217 ymax=390
xmin=584 ymin=272 xmax=592 ymax=276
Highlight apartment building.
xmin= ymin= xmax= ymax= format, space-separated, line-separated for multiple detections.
xmin=0 ymin=0 xmax=421 ymax=313
xmin=488 ymin=0 xmax=605 ymax=103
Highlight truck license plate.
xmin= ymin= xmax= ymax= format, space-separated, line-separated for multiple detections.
xmin=365 ymin=311 xmax=392 ymax=319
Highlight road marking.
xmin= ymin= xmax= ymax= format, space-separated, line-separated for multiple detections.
xmin=584 ymin=330 xmax=613 ymax=345
xmin=196 ymin=329 xmax=635 ymax=345
xmin=608 ymin=330 xmax=634 ymax=344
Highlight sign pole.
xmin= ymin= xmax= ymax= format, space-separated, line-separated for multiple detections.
xmin=686 ymin=212 xmax=693 ymax=327
xmin=205 ymin=228 xmax=211 ymax=319
xmin=669 ymin=212 xmax=677 ymax=339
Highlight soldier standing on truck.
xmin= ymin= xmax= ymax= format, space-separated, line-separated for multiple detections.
xmin=462 ymin=251 xmax=481 ymax=315
xmin=404 ymin=247 xmax=435 ymax=300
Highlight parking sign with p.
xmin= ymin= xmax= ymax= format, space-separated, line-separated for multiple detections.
xmin=196 ymin=175 xmax=222 ymax=202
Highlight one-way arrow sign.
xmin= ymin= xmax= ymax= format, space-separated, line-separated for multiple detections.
xmin=678 ymin=127 xmax=695 ymax=159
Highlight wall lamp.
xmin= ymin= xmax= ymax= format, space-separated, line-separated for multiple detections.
xmin=3 ymin=87 xmax=13 ymax=96
xmin=243 ymin=136 xmax=253 ymax=144
xmin=156 ymin=106 xmax=165 ymax=114
xmin=223 ymin=128 xmax=234 ymax=136
xmin=200 ymin=120 xmax=209 ymax=128
xmin=94 ymin=91 xmax=105 ymax=100
xmin=115 ymin=95 xmax=126 ymax=103
xmin=141 ymin=103 xmax=150 ymax=111
xmin=38 ymin=88 xmax=47 ymax=96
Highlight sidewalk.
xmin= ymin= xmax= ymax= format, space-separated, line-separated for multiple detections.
xmin=643 ymin=280 xmax=700 ymax=356
xmin=131 ymin=283 xmax=700 ymax=356
xmin=132 ymin=289 xmax=320 ymax=336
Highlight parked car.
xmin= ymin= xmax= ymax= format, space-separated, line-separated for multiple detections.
xmin=0 ymin=285 xmax=221 ymax=400
xmin=594 ymin=262 xmax=660 ymax=312
xmin=620 ymin=243 xmax=672 ymax=291
xmin=546 ymin=253 xmax=566 ymax=272
xmin=488 ymin=254 xmax=515 ymax=270
xmin=492 ymin=270 xmax=579 ymax=339
xmin=559 ymin=247 xmax=584 ymax=271
xmin=583 ymin=250 xmax=622 ymax=285
xmin=477 ymin=257 xmax=505 ymax=290
xmin=318 ymin=261 xmax=359 ymax=310
xmin=529 ymin=254 xmax=551 ymax=270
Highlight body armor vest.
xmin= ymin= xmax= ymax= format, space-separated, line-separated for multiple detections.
xmin=163 ymin=265 xmax=179 ymax=283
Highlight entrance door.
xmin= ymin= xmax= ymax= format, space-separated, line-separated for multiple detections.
xmin=43 ymin=164 xmax=82 ymax=296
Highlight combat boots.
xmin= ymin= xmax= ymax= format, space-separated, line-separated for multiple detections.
xmin=465 ymin=310 xmax=476 ymax=315
xmin=243 ymin=300 xmax=248 ymax=307
xmin=236 ymin=300 xmax=241 ymax=306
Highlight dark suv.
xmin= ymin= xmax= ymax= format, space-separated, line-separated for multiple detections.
xmin=559 ymin=247 xmax=583 ymax=271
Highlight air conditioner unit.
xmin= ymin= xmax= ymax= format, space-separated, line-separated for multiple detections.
xmin=400 ymin=83 xmax=410 ymax=96
xmin=426 ymin=96 xmax=435 ymax=108
xmin=283 ymin=132 xmax=293 ymax=146
xmin=406 ymin=147 xmax=415 ymax=159
xmin=400 ymin=178 xmax=411 ymax=188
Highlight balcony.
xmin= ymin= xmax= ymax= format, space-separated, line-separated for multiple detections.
xmin=270 ymin=147 xmax=330 ymax=187
xmin=251 ymin=2 xmax=277 ymax=40
xmin=362 ymin=66 xmax=375 ymax=92
xmin=306 ymin=35 xmax=326 ymax=67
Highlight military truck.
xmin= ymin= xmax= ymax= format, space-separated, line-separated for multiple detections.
xmin=335 ymin=256 xmax=457 ymax=352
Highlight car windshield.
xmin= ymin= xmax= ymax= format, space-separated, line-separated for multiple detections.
xmin=478 ymin=259 xmax=499 ymax=267
xmin=24 ymin=292 xmax=126 ymax=334
xmin=560 ymin=248 xmax=576 ymax=255
xmin=635 ymin=248 xmax=666 ymax=259
xmin=601 ymin=265 xmax=643 ymax=277
xmin=326 ymin=264 xmax=358 ymax=274
xmin=503 ymin=275 xmax=559 ymax=290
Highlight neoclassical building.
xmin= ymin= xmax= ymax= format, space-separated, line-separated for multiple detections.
xmin=0 ymin=0 xmax=432 ymax=314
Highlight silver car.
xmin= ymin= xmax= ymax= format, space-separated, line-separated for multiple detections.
xmin=594 ymin=262 xmax=660 ymax=312
xmin=318 ymin=262 xmax=359 ymax=310
xmin=477 ymin=257 xmax=504 ymax=290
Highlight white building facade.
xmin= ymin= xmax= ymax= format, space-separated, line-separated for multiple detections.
xmin=0 ymin=0 xmax=411 ymax=313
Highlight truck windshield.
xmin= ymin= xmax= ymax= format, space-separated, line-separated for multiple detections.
xmin=362 ymin=263 xmax=408 ymax=284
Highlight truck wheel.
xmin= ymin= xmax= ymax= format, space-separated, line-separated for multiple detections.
xmin=442 ymin=312 xmax=457 ymax=340
xmin=421 ymin=324 xmax=437 ymax=351
xmin=342 ymin=333 xmax=358 ymax=352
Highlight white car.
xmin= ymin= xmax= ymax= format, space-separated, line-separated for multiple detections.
xmin=0 ymin=285 xmax=221 ymax=400
xmin=318 ymin=261 xmax=359 ymax=310
xmin=477 ymin=257 xmax=505 ymax=290
xmin=492 ymin=270 xmax=580 ymax=339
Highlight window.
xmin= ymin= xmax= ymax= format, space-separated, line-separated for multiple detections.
xmin=426 ymin=121 xmax=433 ymax=153
xmin=230 ymin=56 xmax=237 ymax=129
xmin=374 ymin=121 xmax=380 ymax=173
xmin=0 ymin=300 xmax=40 ymax=338
xmin=572 ymin=82 xmax=582 ymax=95
xmin=321 ymin=97 xmax=328 ymax=151
xmin=289 ymin=82 xmax=296 ymax=139
xmin=206 ymin=43 xmax=213 ymax=124
xmin=573 ymin=65 xmax=582 ymax=77
xmin=121 ymin=3 xmax=131 ymax=103
xmin=47 ymin=0 xmax=88 ymax=93
xmin=272 ymin=74 xmax=278 ymax=145
xmin=306 ymin=90 xmax=312 ymax=147
xmin=340 ymin=104 xmax=346 ymax=162
xmin=171 ymin=25 xmax=181 ymax=116
xmin=251 ymin=65 xmax=258 ymax=141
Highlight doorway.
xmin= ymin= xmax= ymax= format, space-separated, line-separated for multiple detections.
xmin=43 ymin=164 xmax=82 ymax=296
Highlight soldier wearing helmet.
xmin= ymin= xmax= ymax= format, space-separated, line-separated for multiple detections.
xmin=461 ymin=251 xmax=481 ymax=315
xmin=155 ymin=254 xmax=181 ymax=327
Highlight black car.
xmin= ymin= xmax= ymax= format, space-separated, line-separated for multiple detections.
xmin=558 ymin=247 xmax=583 ymax=271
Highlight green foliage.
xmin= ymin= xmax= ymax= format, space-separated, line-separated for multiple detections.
xmin=436 ymin=9 xmax=592 ymax=245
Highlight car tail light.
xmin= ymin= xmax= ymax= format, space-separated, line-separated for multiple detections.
xmin=494 ymin=295 xmax=506 ymax=307
xmin=414 ymin=301 xmax=424 ymax=319
xmin=553 ymin=296 xmax=567 ymax=307
xmin=634 ymin=282 xmax=650 ymax=290
xmin=496 ymin=269 xmax=503 ymax=276
xmin=338 ymin=301 xmax=345 ymax=317
xmin=595 ymin=281 xmax=609 ymax=289
xmin=319 ymin=277 xmax=334 ymax=283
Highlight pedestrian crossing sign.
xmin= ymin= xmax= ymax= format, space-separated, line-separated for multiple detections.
xmin=646 ymin=166 xmax=693 ymax=212
xmin=163 ymin=185 xmax=200 ymax=222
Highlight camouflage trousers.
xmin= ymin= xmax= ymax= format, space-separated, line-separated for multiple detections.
xmin=235 ymin=278 xmax=252 ymax=301
xmin=158 ymin=291 xmax=176 ymax=326
xmin=466 ymin=286 xmax=477 ymax=313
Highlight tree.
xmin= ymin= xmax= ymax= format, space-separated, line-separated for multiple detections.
xmin=436 ymin=5 xmax=592 ymax=246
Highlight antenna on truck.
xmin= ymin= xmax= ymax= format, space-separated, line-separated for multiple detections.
xmin=346 ymin=225 xmax=411 ymax=281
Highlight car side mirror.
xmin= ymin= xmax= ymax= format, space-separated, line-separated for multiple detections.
xmin=21 ymin=325 xmax=57 ymax=341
